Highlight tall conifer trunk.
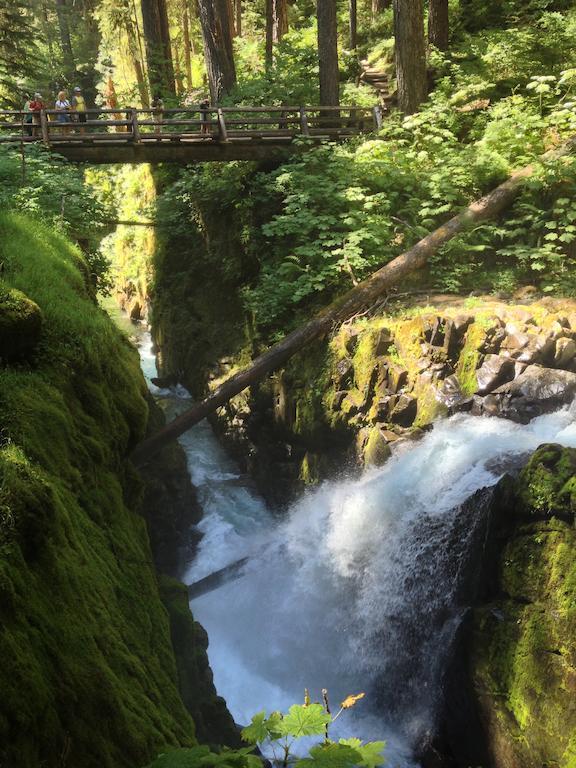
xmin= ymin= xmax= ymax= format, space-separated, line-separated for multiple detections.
xmin=317 ymin=0 xmax=339 ymax=106
xmin=428 ymin=0 xmax=449 ymax=50
xmin=141 ymin=0 xmax=176 ymax=96
xmin=235 ymin=0 xmax=242 ymax=36
xmin=372 ymin=0 xmax=390 ymax=21
xmin=349 ymin=0 xmax=357 ymax=50
xmin=265 ymin=0 xmax=288 ymax=69
xmin=197 ymin=0 xmax=237 ymax=101
xmin=393 ymin=0 xmax=426 ymax=113
xmin=55 ymin=0 xmax=75 ymax=76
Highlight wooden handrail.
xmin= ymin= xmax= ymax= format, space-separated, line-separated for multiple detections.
xmin=0 ymin=104 xmax=379 ymax=151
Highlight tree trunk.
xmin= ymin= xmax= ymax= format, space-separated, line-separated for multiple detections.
xmin=428 ymin=0 xmax=449 ymax=50
xmin=183 ymin=2 xmax=193 ymax=89
xmin=55 ymin=0 xmax=75 ymax=75
xmin=197 ymin=0 xmax=237 ymax=101
xmin=235 ymin=0 xmax=242 ymax=36
xmin=130 ymin=134 xmax=576 ymax=468
xmin=372 ymin=0 xmax=390 ymax=20
xmin=393 ymin=0 xmax=426 ymax=114
xmin=266 ymin=0 xmax=288 ymax=69
xmin=317 ymin=0 xmax=339 ymax=106
xmin=228 ymin=0 xmax=237 ymax=35
xmin=349 ymin=0 xmax=357 ymax=50
xmin=140 ymin=0 xmax=176 ymax=97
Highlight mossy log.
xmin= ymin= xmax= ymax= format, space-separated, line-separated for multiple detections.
xmin=131 ymin=134 xmax=576 ymax=467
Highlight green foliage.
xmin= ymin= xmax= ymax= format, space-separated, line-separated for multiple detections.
xmin=0 ymin=146 xmax=113 ymax=291
xmin=147 ymin=699 xmax=386 ymax=768
xmin=147 ymin=746 xmax=261 ymax=768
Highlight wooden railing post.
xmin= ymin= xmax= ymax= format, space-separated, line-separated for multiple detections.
xmin=373 ymin=106 xmax=383 ymax=131
xmin=39 ymin=110 xmax=50 ymax=146
xmin=131 ymin=109 xmax=140 ymax=143
xmin=217 ymin=108 xmax=228 ymax=142
xmin=299 ymin=107 xmax=310 ymax=136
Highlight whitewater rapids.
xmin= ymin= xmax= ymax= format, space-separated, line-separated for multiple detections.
xmin=138 ymin=332 xmax=576 ymax=766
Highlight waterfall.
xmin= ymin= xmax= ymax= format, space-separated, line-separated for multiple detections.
xmin=135 ymin=329 xmax=576 ymax=767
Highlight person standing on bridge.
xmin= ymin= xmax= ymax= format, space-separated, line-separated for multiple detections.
xmin=22 ymin=94 xmax=33 ymax=137
xmin=29 ymin=93 xmax=45 ymax=138
xmin=71 ymin=87 xmax=87 ymax=134
xmin=200 ymin=98 xmax=211 ymax=135
xmin=55 ymin=90 xmax=72 ymax=131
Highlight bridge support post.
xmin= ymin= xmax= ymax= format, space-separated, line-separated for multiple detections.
xmin=299 ymin=107 xmax=310 ymax=136
xmin=131 ymin=109 xmax=140 ymax=143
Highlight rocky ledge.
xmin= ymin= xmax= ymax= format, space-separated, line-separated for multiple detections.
xmin=209 ymin=296 xmax=576 ymax=504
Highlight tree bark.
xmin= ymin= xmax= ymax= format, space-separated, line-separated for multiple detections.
xmin=130 ymin=134 xmax=576 ymax=467
xmin=317 ymin=0 xmax=339 ymax=106
xmin=393 ymin=0 xmax=426 ymax=114
xmin=183 ymin=2 xmax=193 ymax=89
xmin=197 ymin=0 xmax=237 ymax=101
xmin=349 ymin=0 xmax=357 ymax=50
xmin=372 ymin=0 xmax=390 ymax=20
xmin=235 ymin=0 xmax=242 ymax=37
xmin=140 ymin=0 xmax=176 ymax=97
xmin=55 ymin=0 xmax=75 ymax=75
xmin=266 ymin=0 xmax=289 ymax=69
xmin=428 ymin=0 xmax=449 ymax=50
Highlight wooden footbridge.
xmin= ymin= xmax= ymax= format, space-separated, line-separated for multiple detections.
xmin=0 ymin=105 xmax=382 ymax=163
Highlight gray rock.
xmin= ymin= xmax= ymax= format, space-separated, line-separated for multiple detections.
xmin=374 ymin=327 xmax=394 ymax=356
xmin=335 ymin=358 xmax=353 ymax=388
xmin=554 ymin=337 xmax=576 ymax=368
xmin=476 ymin=355 xmax=515 ymax=394
xmin=436 ymin=374 xmax=465 ymax=407
xmin=388 ymin=364 xmax=409 ymax=394
xmin=476 ymin=366 xmax=576 ymax=423
xmin=390 ymin=394 xmax=417 ymax=426
xmin=515 ymin=335 xmax=555 ymax=365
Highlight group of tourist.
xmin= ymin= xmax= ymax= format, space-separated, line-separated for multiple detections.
xmin=22 ymin=87 xmax=87 ymax=135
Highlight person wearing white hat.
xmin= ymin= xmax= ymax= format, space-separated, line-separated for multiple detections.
xmin=71 ymin=86 xmax=87 ymax=134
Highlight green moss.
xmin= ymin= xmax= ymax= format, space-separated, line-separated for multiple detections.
xmin=517 ymin=444 xmax=576 ymax=519
xmin=300 ymin=452 xmax=321 ymax=484
xmin=0 ymin=212 xmax=197 ymax=767
xmin=455 ymin=320 xmax=486 ymax=396
xmin=363 ymin=427 xmax=391 ymax=468
xmin=0 ymin=284 xmax=43 ymax=360
xmin=471 ymin=446 xmax=576 ymax=767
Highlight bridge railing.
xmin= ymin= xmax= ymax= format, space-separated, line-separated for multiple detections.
xmin=0 ymin=105 xmax=383 ymax=146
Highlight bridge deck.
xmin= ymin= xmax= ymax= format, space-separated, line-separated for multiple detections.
xmin=0 ymin=105 xmax=382 ymax=163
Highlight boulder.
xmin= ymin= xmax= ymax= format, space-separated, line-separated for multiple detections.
xmin=554 ymin=337 xmax=576 ymax=368
xmin=0 ymin=286 xmax=43 ymax=361
xmin=388 ymin=364 xmax=409 ymax=394
xmin=476 ymin=355 xmax=515 ymax=394
xmin=389 ymin=394 xmax=417 ymax=426
xmin=334 ymin=358 xmax=354 ymax=388
xmin=475 ymin=366 xmax=576 ymax=423
xmin=374 ymin=327 xmax=394 ymax=356
xmin=363 ymin=427 xmax=392 ymax=467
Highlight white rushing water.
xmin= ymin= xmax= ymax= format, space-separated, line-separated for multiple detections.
xmin=133 ymin=325 xmax=576 ymax=767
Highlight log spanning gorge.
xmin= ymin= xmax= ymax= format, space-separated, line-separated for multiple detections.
xmin=131 ymin=319 xmax=576 ymax=768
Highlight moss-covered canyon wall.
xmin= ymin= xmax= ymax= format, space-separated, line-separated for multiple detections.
xmin=0 ymin=211 xmax=235 ymax=767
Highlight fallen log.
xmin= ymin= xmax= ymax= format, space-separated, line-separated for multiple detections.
xmin=131 ymin=135 xmax=576 ymax=467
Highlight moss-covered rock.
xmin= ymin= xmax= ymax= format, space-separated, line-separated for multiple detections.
xmin=0 ymin=212 xmax=217 ymax=767
xmin=446 ymin=445 xmax=576 ymax=768
xmin=0 ymin=284 xmax=42 ymax=360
